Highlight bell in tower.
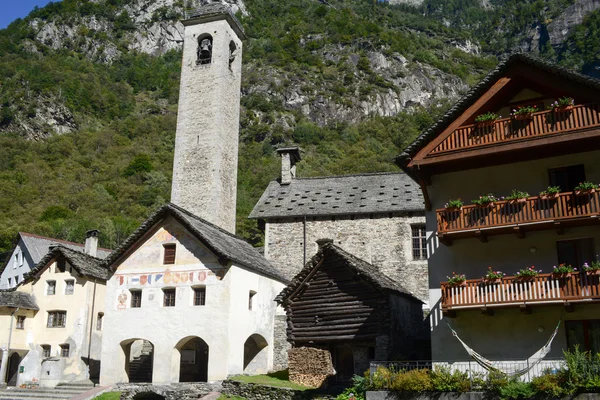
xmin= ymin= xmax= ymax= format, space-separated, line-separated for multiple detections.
xmin=197 ymin=36 xmax=213 ymax=65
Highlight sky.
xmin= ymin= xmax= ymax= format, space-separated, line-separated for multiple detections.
xmin=0 ymin=0 xmax=57 ymax=30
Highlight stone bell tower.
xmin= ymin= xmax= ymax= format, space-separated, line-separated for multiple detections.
xmin=171 ymin=3 xmax=245 ymax=234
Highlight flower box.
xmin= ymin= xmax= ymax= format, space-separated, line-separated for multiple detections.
xmin=553 ymin=105 xmax=574 ymax=113
xmin=513 ymin=113 xmax=532 ymax=120
xmin=477 ymin=120 xmax=495 ymax=128
xmin=448 ymin=281 xmax=467 ymax=288
xmin=539 ymin=193 xmax=559 ymax=200
xmin=516 ymin=276 xmax=535 ymax=282
xmin=586 ymin=270 xmax=600 ymax=276
xmin=553 ymin=272 xmax=572 ymax=279
xmin=508 ymin=198 xmax=527 ymax=204
xmin=575 ymin=188 xmax=596 ymax=196
xmin=484 ymin=278 xmax=502 ymax=284
xmin=475 ymin=202 xmax=495 ymax=208
xmin=445 ymin=206 xmax=462 ymax=212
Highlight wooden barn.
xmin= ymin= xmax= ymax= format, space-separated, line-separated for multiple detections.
xmin=276 ymin=239 xmax=429 ymax=383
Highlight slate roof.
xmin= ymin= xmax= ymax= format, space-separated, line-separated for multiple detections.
xmin=102 ymin=203 xmax=288 ymax=283
xmin=184 ymin=3 xmax=245 ymax=39
xmin=23 ymin=245 xmax=110 ymax=284
xmin=0 ymin=232 xmax=112 ymax=279
xmin=275 ymin=240 xmax=422 ymax=305
xmin=0 ymin=290 xmax=39 ymax=310
xmin=396 ymin=53 xmax=600 ymax=172
xmin=249 ymin=172 xmax=424 ymax=219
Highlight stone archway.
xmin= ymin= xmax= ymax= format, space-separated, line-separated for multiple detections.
xmin=7 ymin=352 xmax=20 ymax=387
xmin=175 ymin=336 xmax=209 ymax=382
xmin=243 ymin=334 xmax=268 ymax=374
xmin=121 ymin=339 xmax=154 ymax=383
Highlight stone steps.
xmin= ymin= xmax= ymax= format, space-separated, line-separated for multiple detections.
xmin=0 ymin=381 xmax=95 ymax=400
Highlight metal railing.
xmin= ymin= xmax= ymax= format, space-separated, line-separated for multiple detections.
xmin=369 ymin=358 xmax=565 ymax=389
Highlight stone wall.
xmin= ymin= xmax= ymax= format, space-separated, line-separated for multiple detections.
xmin=273 ymin=314 xmax=290 ymax=371
xmin=118 ymin=382 xmax=222 ymax=400
xmin=222 ymin=380 xmax=337 ymax=400
xmin=266 ymin=213 xmax=428 ymax=303
xmin=367 ymin=392 xmax=600 ymax=400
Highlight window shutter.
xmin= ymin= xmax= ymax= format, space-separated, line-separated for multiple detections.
xmin=163 ymin=245 xmax=176 ymax=265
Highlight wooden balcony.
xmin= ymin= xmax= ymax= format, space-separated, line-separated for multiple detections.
xmin=429 ymin=103 xmax=600 ymax=156
xmin=437 ymin=191 xmax=600 ymax=244
xmin=441 ymin=271 xmax=600 ymax=313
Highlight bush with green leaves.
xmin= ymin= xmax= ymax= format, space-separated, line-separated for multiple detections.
xmin=430 ymin=366 xmax=470 ymax=392
xmin=390 ymin=369 xmax=433 ymax=392
xmin=498 ymin=380 xmax=536 ymax=399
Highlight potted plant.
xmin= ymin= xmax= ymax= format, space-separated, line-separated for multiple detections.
xmin=515 ymin=266 xmax=541 ymax=281
xmin=574 ymin=181 xmax=599 ymax=196
xmin=583 ymin=261 xmax=600 ymax=276
xmin=552 ymin=263 xmax=575 ymax=278
xmin=445 ymin=199 xmax=464 ymax=211
xmin=474 ymin=112 xmax=498 ymax=127
xmin=548 ymin=97 xmax=575 ymax=112
xmin=447 ymin=272 xmax=466 ymax=288
xmin=505 ymin=189 xmax=529 ymax=204
xmin=482 ymin=267 xmax=505 ymax=284
xmin=472 ymin=194 xmax=498 ymax=208
xmin=539 ymin=186 xmax=561 ymax=200
xmin=511 ymin=105 xmax=538 ymax=120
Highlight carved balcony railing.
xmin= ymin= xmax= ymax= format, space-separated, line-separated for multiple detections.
xmin=437 ymin=191 xmax=600 ymax=242
xmin=429 ymin=103 xmax=600 ymax=156
xmin=441 ymin=271 xmax=600 ymax=311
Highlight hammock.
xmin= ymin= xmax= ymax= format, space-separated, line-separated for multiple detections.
xmin=446 ymin=320 xmax=561 ymax=377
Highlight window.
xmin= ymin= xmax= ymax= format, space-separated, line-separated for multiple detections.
xmin=549 ymin=165 xmax=586 ymax=192
xmin=60 ymin=344 xmax=70 ymax=357
xmin=41 ymin=345 xmax=51 ymax=358
xmin=14 ymin=276 xmax=19 ymax=284
xmin=65 ymin=279 xmax=75 ymax=295
xmin=566 ymin=320 xmax=600 ymax=354
xmin=96 ymin=312 xmax=104 ymax=331
xmin=557 ymin=238 xmax=595 ymax=268
xmin=130 ymin=290 xmax=142 ymax=308
xmin=47 ymin=280 xmax=56 ymax=295
xmin=57 ymin=257 xmax=66 ymax=273
xmin=47 ymin=311 xmax=67 ymax=328
xmin=8 ymin=278 xmax=11 ymax=286
xmin=16 ymin=316 xmax=25 ymax=329
xmin=194 ymin=287 xmax=206 ymax=306
xmin=163 ymin=244 xmax=176 ymax=265
xmin=412 ymin=225 xmax=427 ymax=260
xmin=248 ymin=291 xmax=256 ymax=311
xmin=163 ymin=288 xmax=176 ymax=307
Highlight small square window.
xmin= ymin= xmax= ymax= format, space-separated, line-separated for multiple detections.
xmin=47 ymin=281 xmax=56 ymax=295
xmin=163 ymin=288 xmax=176 ymax=307
xmin=194 ymin=287 xmax=206 ymax=306
xmin=65 ymin=280 xmax=75 ymax=295
xmin=47 ymin=311 xmax=66 ymax=328
xmin=16 ymin=316 xmax=25 ymax=329
xmin=60 ymin=344 xmax=70 ymax=357
xmin=163 ymin=244 xmax=176 ymax=265
xmin=131 ymin=291 xmax=142 ymax=308
xmin=41 ymin=345 xmax=51 ymax=358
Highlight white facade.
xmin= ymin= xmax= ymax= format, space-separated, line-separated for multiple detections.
xmin=99 ymin=217 xmax=285 ymax=385
xmin=0 ymin=239 xmax=32 ymax=289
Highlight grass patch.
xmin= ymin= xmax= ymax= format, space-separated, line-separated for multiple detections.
xmin=93 ymin=392 xmax=121 ymax=400
xmin=230 ymin=371 xmax=312 ymax=391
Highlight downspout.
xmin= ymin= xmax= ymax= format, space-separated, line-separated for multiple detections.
xmin=87 ymin=279 xmax=97 ymax=369
xmin=7 ymin=307 xmax=19 ymax=353
xmin=303 ymin=216 xmax=307 ymax=266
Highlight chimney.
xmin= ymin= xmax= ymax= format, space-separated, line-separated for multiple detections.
xmin=277 ymin=147 xmax=301 ymax=185
xmin=85 ymin=230 xmax=99 ymax=257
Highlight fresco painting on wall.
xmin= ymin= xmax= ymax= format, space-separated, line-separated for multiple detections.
xmin=115 ymin=267 xmax=226 ymax=287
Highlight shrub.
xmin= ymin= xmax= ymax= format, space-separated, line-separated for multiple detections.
xmin=390 ymin=369 xmax=433 ymax=392
xmin=430 ymin=366 xmax=470 ymax=392
xmin=484 ymin=370 xmax=510 ymax=393
xmin=531 ymin=373 xmax=564 ymax=398
xmin=498 ymin=380 xmax=536 ymax=399
xmin=123 ymin=154 xmax=153 ymax=177
xmin=370 ymin=366 xmax=393 ymax=390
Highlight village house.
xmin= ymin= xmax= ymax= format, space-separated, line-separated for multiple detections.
xmin=0 ymin=232 xmax=111 ymax=290
xmin=99 ymin=4 xmax=288 ymax=386
xmin=0 ymin=231 xmax=109 ymax=387
xmin=276 ymin=239 xmax=428 ymax=383
xmin=397 ymin=53 xmax=600 ymax=370
xmin=250 ymin=148 xmax=428 ymax=304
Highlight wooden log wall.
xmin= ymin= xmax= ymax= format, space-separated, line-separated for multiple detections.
xmin=287 ymin=255 xmax=389 ymax=344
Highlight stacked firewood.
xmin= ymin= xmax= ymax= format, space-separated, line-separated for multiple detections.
xmin=288 ymin=347 xmax=335 ymax=388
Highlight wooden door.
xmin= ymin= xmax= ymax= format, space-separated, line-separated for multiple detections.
xmin=333 ymin=346 xmax=354 ymax=384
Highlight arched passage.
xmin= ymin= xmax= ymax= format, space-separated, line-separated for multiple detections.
xmin=175 ymin=336 xmax=209 ymax=382
xmin=120 ymin=339 xmax=154 ymax=383
xmin=132 ymin=393 xmax=166 ymax=400
xmin=243 ymin=334 xmax=268 ymax=374
xmin=7 ymin=352 xmax=21 ymax=386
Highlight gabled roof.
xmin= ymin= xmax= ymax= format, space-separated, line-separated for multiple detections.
xmin=0 ymin=232 xmax=112 ymax=279
xmin=249 ymin=172 xmax=424 ymax=219
xmin=23 ymin=245 xmax=110 ymax=284
xmin=0 ymin=290 xmax=38 ymax=310
xmin=275 ymin=240 xmax=422 ymax=305
xmin=396 ymin=53 xmax=600 ymax=174
xmin=103 ymin=203 xmax=288 ymax=283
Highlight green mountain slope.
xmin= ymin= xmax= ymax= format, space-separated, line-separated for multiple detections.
xmin=0 ymin=0 xmax=597 ymax=253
